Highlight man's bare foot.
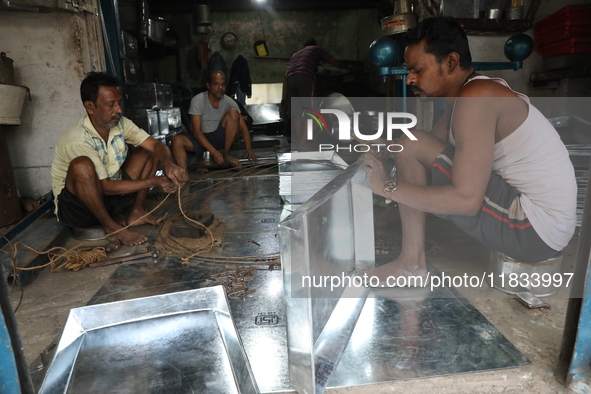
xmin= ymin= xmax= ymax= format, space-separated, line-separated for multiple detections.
xmin=223 ymin=154 xmax=242 ymax=170
xmin=367 ymin=258 xmax=428 ymax=287
xmin=106 ymin=227 xmax=148 ymax=246
xmin=127 ymin=209 xmax=166 ymax=227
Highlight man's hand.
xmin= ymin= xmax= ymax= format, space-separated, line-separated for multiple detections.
xmin=244 ymin=149 xmax=257 ymax=161
xmin=358 ymin=153 xmax=390 ymax=198
xmin=212 ymin=150 xmax=225 ymax=165
xmin=163 ymin=161 xmax=188 ymax=185
xmin=153 ymin=176 xmax=177 ymax=193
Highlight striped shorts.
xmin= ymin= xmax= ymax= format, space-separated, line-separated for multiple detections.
xmin=431 ymin=145 xmax=559 ymax=262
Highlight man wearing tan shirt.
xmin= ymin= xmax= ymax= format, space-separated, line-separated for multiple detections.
xmin=51 ymin=72 xmax=188 ymax=246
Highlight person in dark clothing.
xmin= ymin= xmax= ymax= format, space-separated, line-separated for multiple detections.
xmin=281 ymin=38 xmax=352 ymax=147
xmin=227 ymin=55 xmax=252 ymax=106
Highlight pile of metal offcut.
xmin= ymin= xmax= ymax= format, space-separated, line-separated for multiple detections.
xmin=278 ymin=152 xmax=349 ymax=204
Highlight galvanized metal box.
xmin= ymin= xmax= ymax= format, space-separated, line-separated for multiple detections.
xmin=125 ymin=109 xmax=159 ymax=136
xmin=124 ymin=83 xmax=173 ymax=109
xmin=280 ymin=162 xmax=375 ymax=393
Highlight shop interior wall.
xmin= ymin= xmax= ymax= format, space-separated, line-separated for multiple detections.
xmin=142 ymin=8 xmax=383 ymax=91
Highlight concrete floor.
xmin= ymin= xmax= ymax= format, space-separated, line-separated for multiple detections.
xmin=4 ymin=163 xmax=580 ymax=393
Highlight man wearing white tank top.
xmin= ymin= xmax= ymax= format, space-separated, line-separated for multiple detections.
xmin=360 ymin=17 xmax=577 ymax=282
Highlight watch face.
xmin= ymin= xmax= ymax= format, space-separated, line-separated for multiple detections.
xmin=221 ymin=32 xmax=237 ymax=49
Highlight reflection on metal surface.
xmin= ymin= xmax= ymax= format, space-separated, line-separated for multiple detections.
xmin=280 ymin=163 xmax=375 ymax=393
xmin=245 ymin=104 xmax=283 ymax=125
xmin=329 ymin=285 xmax=529 ymax=387
xmin=39 ymin=286 xmax=259 ymax=394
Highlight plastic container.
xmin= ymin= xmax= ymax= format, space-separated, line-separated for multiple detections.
xmin=535 ymin=37 xmax=591 ymax=59
xmin=535 ymin=5 xmax=591 ymax=45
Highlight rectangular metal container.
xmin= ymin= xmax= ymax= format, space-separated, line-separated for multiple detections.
xmin=165 ymin=107 xmax=182 ymax=131
xmin=121 ymin=30 xmax=140 ymax=60
xmin=124 ymin=83 xmax=173 ymax=109
xmin=39 ymin=286 xmax=259 ymax=394
xmin=157 ymin=108 xmax=170 ymax=135
xmin=125 ymin=108 xmax=159 ymax=136
xmin=280 ymin=163 xmax=375 ymax=394
xmin=121 ymin=59 xmax=141 ymax=84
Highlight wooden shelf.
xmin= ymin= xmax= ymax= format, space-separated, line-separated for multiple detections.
xmin=531 ymin=65 xmax=591 ymax=82
xmin=457 ymin=18 xmax=533 ymax=35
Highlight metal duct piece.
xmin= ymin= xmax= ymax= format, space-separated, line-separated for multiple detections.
xmin=280 ymin=162 xmax=375 ymax=394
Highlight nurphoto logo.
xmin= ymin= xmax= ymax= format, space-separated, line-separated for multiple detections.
xmin=304 ymin=108 xmax=418 ymax=153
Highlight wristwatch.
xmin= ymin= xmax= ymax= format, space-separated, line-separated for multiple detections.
xmin=384 ymin=180 xmax=398 ymax=194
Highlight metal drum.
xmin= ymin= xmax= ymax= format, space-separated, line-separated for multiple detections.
xmin=380 ymin=14 xmax=417 ymax=36
xmin=488 ymin=250 xmax=563 ymax=297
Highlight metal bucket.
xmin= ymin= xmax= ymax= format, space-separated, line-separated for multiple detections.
xmin=488 ymin=250 xmax=563 ymax=297
xmin=0 ymin=83 xmax=30 ymax=125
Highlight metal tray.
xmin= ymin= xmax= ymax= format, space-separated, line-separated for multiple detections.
xmin=39 ymin=286 xmax=259 ymax=394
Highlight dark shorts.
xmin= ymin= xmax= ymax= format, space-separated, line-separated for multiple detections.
xmin=431 ymin=145 xmax=559 ymax=262
xmin=57 ymin=171 xmax=135 ymax=229
xmin=186 ymin=123 xmax=226 ymax=156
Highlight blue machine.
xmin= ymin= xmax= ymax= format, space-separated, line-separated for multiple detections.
xmin=369 ymin=32 xmax=535 ymax=98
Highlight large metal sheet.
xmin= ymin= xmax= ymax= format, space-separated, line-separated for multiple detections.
xmin=39 ymin=286 xmax=258 ymax=394
xmin=329 ymin=284 xmax=529 ymax=387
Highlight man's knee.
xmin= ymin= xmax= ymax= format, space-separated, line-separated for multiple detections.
xmin=172 ymin=135 xmax=192 ymax=151
xmin=68 ymin=156 xmax=98 ymax=181
xmin=225 ymin=108 xmax=240 ymax=125
xmin=397 ymin=130 xmax=429 ymax=155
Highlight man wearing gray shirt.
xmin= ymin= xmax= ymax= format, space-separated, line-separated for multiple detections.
xmin=172 ymin=70 xmax=257 ymax=170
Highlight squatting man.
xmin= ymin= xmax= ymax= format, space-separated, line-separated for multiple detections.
xmin=359 ymin=17 xmax=577 ymax=282
xmin=51 ymin=72 xmax=188 ymax=246
xmin=171 ymin=69 xmax=257 ymax=171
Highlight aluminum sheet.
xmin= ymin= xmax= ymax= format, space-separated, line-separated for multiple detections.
xmin=39 ymin=286 xmax=259 ymax=394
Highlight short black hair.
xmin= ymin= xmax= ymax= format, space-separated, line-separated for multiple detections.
xmin=404 ymin=17 xmax=472 ymax=69
xmin=304 ymin=38 xmax=317 ymax=47
xmin=206 ymin=69 xmax=226 ymax=84
xmin=80 ymin=72 xmax=119 ymax=104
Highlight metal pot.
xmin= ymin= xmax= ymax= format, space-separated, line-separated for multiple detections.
xmin=147 ymin=18 xmax=167 ymax=43
xmin=0 ymin=83 xmax=30 ymax=125
xmin=485 ymin=8 xmax=502 ymax=19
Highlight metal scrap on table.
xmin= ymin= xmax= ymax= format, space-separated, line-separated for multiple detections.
xmin=207 ymin=267 xmax=257 ymax=299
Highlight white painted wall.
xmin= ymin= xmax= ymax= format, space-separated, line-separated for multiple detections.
xmin=0 ymin=9 xmax=104 ymax=199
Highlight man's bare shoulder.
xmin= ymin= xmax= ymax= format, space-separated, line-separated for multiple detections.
xmin=459 ymin=78 xmax=518 ymax=98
